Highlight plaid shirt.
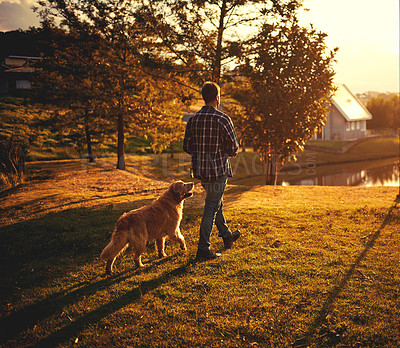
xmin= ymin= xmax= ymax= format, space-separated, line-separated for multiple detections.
xmin=183 ymin=106 xmax=239 ymax=182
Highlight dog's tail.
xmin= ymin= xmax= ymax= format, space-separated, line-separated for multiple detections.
xmin=100 ymin=229 xmax=128 ymax=261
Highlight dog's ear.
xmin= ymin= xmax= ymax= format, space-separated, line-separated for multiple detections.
xmin=171 ymin=185 xmax=182 ymax=202
xmin=173 ymin=190 xmax=181 ymax=202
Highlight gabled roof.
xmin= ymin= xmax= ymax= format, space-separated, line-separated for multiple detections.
xmin=3 ymin=56 xmax=41 ymax=69
xmin=4 ymin=67 xmax=35 ymax=73
xmin=7 ymin=55 xmax=40 ymax=60
xmin=331 ymin=83 xmax=372 ymax=121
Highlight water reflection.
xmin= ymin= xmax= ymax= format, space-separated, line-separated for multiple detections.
xmin=281 ymin=159 xmax=399 ymax=187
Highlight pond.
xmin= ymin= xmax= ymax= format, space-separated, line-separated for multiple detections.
xmin=279 ymin=157 xmax=399 ymax=187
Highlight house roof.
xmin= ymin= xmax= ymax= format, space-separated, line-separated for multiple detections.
xmin=331 ymin=84 xmax=372 ymax=121
xmin=3 ymin=56 xmax=41 ymax=69
xmin=7 ymin=55 xmax=40 ymax=61
xmin=4 ymin=67 xmax=35 ymax=73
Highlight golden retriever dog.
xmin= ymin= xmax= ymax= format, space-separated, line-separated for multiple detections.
xmin=100 ymin=181 xmax=194 ymax=274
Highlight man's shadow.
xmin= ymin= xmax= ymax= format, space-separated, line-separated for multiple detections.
xmin=0 ymin=257 xmax=195 ymax=347
xmin=293 ymin=203 xmax=398 ymax=347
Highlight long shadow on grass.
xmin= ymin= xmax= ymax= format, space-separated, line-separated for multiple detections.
xmin=0 ymin=192 xmax=143 ymax=223
xmin=293 ymin=204 xmax=397 ymax=347
xmin=0 ymin=205 xmax=136 ymax=343
xmin=0 ymin=269 xmax=133 ymax=344
xmin=31 ymin=260 xmax=194 ymax=347
xmin=35 ymin=189 xmax=167 ymax=215
xmin=0 ymin=255 xmax=188 ymax=346
xmin=0 ymin=183 xmax=28 ymax=199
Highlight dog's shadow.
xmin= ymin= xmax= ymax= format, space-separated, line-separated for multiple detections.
xmin=0 ymin=257 xmax=194 ymax=347
xmin=34 ymin=259 xmax=195 ymax=347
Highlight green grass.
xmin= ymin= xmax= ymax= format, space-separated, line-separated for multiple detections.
xmin=307 ymin=140 xmax=350 ymax=149
xmin=1 ymin=181 xmax=399 ymax=347
xmin=27 ymin=147 xmax=80 ymax=161
xmin=299 ymin=137 xmax=399 ymax=166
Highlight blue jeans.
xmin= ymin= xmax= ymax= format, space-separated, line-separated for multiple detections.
xmin=198 ymin=175 xmax=231 ymax=251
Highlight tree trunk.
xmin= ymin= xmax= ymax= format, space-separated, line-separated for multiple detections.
xmin=265 ymin=155 xmax=278 ymax=185
xmin=240 ymin=138 xmax=246 ymax=152
xmin=84 ymin=109 xmax=95 ymax=163
xmin=117 ymin=112 xmax=126 ymax=170
xmin=212 ymin=0 xmax=227 ymax=84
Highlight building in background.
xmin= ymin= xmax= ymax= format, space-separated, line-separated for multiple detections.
xmin=0 ymin=55 xmax=39 ymax=95
xmin=313 ymin=83 xmax=373 ymax=140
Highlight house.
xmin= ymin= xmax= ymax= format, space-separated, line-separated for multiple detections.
xmin=313 ymin=83 xmax=372 ymax=140
xmin=0 ymin=55 xmax=40 ymax=95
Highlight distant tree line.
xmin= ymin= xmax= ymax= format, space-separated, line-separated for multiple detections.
xmin=365 ymin=94 xmax=399 ymax=131
xmin=1 ymin=0 xmax=337 ymax=184
xmin=0 ymin=29 xmax=53 ymax=62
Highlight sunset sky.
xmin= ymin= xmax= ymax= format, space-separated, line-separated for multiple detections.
xmin=299 ymin=0 xmax=399 ymax=94
xmin=0 ymin=0 xmax=399 ymax=94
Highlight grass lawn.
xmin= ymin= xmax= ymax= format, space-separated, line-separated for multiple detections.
xmin=0 ymin=159 xmax=399 ymax=347
xmin=306 ymin=140 xmax=350 ymax=149
xmin=287 ymin=137 xmax=399 ymax=168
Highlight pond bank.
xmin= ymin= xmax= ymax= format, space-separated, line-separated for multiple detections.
xmin=230 ymin=137 xmax=399 ymax=186
xmin=280 ymin=157 xmax=399 ymax=186
xmin=304 ymin=135 xmax=392 ymax=154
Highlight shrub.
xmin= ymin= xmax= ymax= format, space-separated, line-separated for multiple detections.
xmin=0 ymin=135 xmax=28 ymax=189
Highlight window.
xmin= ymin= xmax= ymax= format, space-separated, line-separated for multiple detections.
xmin=16 ymin=80 xmax=31 ymax=89
xmin=346 ymin=122 xmax=351 ymax=131
xmin=351 ymin=122 xmax=356 ymax=131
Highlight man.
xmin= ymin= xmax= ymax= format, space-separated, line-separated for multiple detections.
xmin=183 ymin=81 xmax=241 ymax=261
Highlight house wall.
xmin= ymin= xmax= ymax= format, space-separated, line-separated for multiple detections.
xmin=0 ymin=71 xmax=33 ymax=94
xmin=0 ymin=79 xmax=8 ymax=93
xmin=15 ymin=80 xmax=31 ymax=89
xmin=317 ymin=106 xmax=368 ymax=141
xmin=329 ymin=108 xmax=347 ymax=140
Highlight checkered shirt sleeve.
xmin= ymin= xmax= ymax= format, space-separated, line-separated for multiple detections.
xmin=183 ymin=106 xmax=239 ymax=182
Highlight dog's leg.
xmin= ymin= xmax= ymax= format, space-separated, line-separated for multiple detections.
xmin=106 ymin=259 xmax=115 ymax=275
xmin=170 ymin=228 xmax=187 ymax=251
xmin=100 ymin=230 xmax=128 ymax=275
xmin=134 ymin=253 xmax=144 ymax=267
xmin=132 ymin=240 xmax=146 ymax=268
xmin=156 ymin=237 xmax=167 ymax=258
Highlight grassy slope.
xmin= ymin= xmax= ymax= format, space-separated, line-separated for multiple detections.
xmin=302 ymin=137 xmax=399 ymax=165
xmin=0 ymin=157 xmax=399 ymax=347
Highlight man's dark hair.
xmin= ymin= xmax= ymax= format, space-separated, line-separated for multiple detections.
xmin=201 ymin=81 xmax=220 ymax=103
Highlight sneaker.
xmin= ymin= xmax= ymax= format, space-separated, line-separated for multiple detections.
xmin=223 ymin=229 xmax=241 ymax=249
xmin=195 ymin=249 xmax=221 ymax=261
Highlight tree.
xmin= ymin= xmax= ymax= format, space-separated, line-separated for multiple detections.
xmin=36 ymin=0 xmax=194 ymax=169
xmin=0 ymin=29 xmax=54 ymax=62
xmin=230 ymin=16 xmax=336 ymax=184
xmin=34 ymin=26 xmax=113 ymax=162
xmin=140 ymin=0 xmax=302 ymax=84
xmin=366 ymin=95 xmax=399 ymax=130
xmin=0 ymin=97 xmax=48 ymax=188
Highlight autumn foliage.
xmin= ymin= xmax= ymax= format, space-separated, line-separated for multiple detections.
xmin=27 ymin=1 xmax=336 ymax=181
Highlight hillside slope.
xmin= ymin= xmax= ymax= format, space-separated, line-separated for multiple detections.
xmin=0 ymin=160 xmax=399 ymax=347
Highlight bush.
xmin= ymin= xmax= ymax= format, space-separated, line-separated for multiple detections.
xmin=0 ymin=135 xmax=28 ymax=189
